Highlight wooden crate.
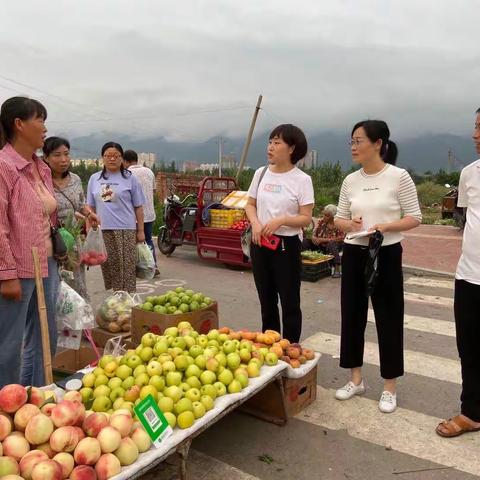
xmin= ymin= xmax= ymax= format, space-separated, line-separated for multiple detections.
xmin=91 ymin=326 xmax=132 ymax=348
xmin=284 ymin=365 xmax=318 ymax=416
xmin=301 ymin=258 xmax=332 ymax=282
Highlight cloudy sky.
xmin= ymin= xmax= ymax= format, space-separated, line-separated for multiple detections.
xmin=1 ymin=1 xmax=479 ymax=142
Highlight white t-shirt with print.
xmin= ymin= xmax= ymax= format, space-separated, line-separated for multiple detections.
xmin=247 ymin=166 xmax=314 ymax=236
xmin=456 ymin=159 xmax=480 ymax=285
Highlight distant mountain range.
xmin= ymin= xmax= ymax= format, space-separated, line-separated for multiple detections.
xmin=69 ymin=130 xmax=477 ymax=173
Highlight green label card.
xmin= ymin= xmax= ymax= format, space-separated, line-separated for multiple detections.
xmin=134 ymin=394 xmax=173 ymax=447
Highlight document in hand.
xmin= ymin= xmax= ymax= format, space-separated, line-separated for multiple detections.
xmin=345 ymin=230 xmax=375 ymax=241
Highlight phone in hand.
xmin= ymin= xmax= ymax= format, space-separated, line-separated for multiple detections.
xmin=261 ymin=235 xmax=281 ymax=250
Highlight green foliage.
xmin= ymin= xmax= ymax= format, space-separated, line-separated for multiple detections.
xmin=416 ymin=182 xmax=449 ymax=207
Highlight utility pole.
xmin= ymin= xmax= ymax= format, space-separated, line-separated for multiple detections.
xmin=218 ymin=136 xmax=223 ymax=177
xmin=236 ymin=94 xmax=263 ymax=183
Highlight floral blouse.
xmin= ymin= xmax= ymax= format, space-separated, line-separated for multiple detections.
xmin=54 ymin=172 xmax=85 ymax=225
xmin=313 ymin=219 xmax=345 ymax=241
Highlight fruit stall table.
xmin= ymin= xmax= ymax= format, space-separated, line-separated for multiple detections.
xmin=110 ymin=355 xmax=320 ymax=480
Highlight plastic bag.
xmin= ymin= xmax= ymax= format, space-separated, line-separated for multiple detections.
xmin=96 ymin=291 xmax=139 ymax=333
xmin=81 ymin=228 xmax=107 ymax=266
xmin=57 ymin=329 xmax=82 ymax=350
xmin=103 ymin=336 xmax=128 ymax=358
xmin=56 ymin=281 xmax=95 ymax=330
xmin=136 ymin=243 xmax=155 ymax=280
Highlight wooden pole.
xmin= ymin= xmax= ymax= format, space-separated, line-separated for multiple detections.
xmin=32 ymin=247 xmax=54 ymax=385
xmin=236 ymin=94 xmax=263 ymax=183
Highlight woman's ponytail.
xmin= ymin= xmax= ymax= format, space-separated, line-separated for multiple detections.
xmin=382 ymin=140 xmax=398 ymax=165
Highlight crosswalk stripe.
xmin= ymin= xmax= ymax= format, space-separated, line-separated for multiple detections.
xmin=404 ymin=277 xmax=455 ymax=290
xmin=296 ymin=386 xmax=480 ymax=477
xmin=303 ymin=332 xmax=461 ymax=384
xmin=367 ymin=310 xmax=455 ymax=337
xmin=405 ymin=291 xmax=454 ymax=308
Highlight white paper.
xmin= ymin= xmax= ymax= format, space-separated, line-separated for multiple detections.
xmin=346 ymin=230 xmax=374 ymax=240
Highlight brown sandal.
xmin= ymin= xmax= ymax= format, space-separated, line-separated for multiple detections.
xmin=436 ymin=415 xmax=480 ymax=438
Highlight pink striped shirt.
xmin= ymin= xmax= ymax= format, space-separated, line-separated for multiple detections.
xmin=0 ymin=143 xmax=57 ymax=280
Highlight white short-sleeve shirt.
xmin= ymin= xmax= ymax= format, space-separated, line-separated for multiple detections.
xmin=456 ymin=159 xmax=480 ymax=285
xmin=247 ymin=166 xmax=314 ymax=236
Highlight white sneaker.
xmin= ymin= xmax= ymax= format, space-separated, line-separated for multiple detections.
xmin=379 ymin=391 xmax=397 ymax=413
xmin=335 ymin=380 xmax=366 ymax=400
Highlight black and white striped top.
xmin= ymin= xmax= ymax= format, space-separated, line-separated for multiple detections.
xmin=336 ymin=164 xmax=422 ymax=246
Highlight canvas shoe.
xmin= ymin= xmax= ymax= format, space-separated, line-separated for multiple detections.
xmin=379 ymin=391 xmax=397 ymax=413
xmin=335 ymin=380 xmax=366 ymax=400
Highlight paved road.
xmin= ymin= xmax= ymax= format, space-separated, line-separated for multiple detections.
xmin=85 ymin=245 xmax=477 ymax=480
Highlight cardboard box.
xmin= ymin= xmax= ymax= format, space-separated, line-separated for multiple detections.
xmin=53 ymin=345 xmax=103 ymax=375
xmin=91 ymin=327 xmax=132 ymax=348
xmin=284 ymin=364 xmax=318 ymax=416
xmin=131 ymin=302 xmax=219 ymax=344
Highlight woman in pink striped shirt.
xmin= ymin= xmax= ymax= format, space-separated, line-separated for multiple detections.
xmin=0 ymin=97 xmax=60 ymax=387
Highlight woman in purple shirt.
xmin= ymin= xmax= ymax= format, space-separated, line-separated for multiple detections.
xmin=87 ymin=142 xmax=146 ymax=293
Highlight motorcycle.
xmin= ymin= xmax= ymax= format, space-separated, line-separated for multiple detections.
xmin=157 ymin=191 xmax=198 ymax=256
xmin=442 ymin=184 xmax=466 ymax=229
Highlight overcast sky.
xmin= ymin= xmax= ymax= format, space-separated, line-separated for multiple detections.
xmin=1 ymin=1 xmax=479 ymax=142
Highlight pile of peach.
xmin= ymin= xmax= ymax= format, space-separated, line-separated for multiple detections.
xmin=0 ymin=384 xmax=151 ymax=480
xmin=219 ymin=328 xmax=315 ymax=369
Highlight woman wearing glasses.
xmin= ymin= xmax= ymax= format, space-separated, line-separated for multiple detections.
xmin=334 ymin=120 xmax=421 ymax=413
xmin=86 ymin=142 xmax=146 ymax=293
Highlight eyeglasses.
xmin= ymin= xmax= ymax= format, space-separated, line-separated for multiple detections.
xmin=348 ymin=138 xmax=367 ymax=147
xmin=103 ymin=154 xmax=122 ymax=160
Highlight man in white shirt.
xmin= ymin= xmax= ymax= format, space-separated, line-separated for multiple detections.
xmin=437 ymin=108 xmax=480 ymax=437
xmin=124 ymin=150 xmax=158 ymax=272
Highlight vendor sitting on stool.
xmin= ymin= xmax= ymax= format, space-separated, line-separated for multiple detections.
xmin=302 ymin=204 xmax=345 ymax=277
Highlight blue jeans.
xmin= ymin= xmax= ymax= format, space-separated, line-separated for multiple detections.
xmin=144 ymin=221 xmax=157 ymax=265
xmin=0 ymin=257 xmax=59 ymax=387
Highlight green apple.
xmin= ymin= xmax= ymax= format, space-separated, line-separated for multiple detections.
xmin=99 ymin=355 xmax=115 ymax=369
xmin=195 ymin=355 xmax=207 ymax=370
xmin=158 ymin=396 xmax=174 ymax=413
xmin=92 ymin=396 xmax=112 ymax=412
xmin=240 ymin=340 xmax=253 ymax=352
xmin=189 ymin=345 xmax=203 ymax=358
xmin=190 ymin=301 xmax=200 ymax=311
xmin=122 ymin=401 xmax=134 ymax=415
xmin=235 ymin=373 xmax=249 ymax=388
xmin=103 ymin=361 xmax=119 ymax=378
xmin=185 ymin=388 xmax=201 ymax=403
xmin=185 ymin=364 xmax=202 ymax=379
xmin=175 ymin=287 xmax=185 ymax=294
xmin=113 ymin=398 xmax=125 ymax=410
xmin=207 ymin=340 xmax=219 ymax=349
xmin=259 ymin=347 xmax=270 ymax=358
xmin=200 ymin=370 xmax=216 ymax=385
xmin=122 ymin=376 xmax=135 ymax=390
xmin=206 ymin=358 xmax=220 ymax=373
xmin=108 ymin=377 xmax=123 ymax=390
xmin=200 ymin=384 xmax=217 ymax=400
xmin=153 ymin=340 xmax=168 ymax=356
xmin=164 ymin=412 xmax=176 ymax=428
xmin=200 ymin=394 xmax=215 ymax=411
xmin=251 ymin=351 xmax=264 ymax=364
xmin=218 ymin=333 xmax=229 ymax=344
xmin=207 ymin=329 xmax=219 ymax=341
xmin=222 ymin=340 xmax=236 ymax=355
xmin=94 ymin=374 xmax=109 ymax=388
xmin=200 ymin=302 xmax=208 ymax=310
xmin=169 ymin=347 xmax=184 ymax=359
xmin=126 ymin=355 xmax=142 ymax=369
xmin=226 ymin=353 xmax=241 ymax=370
xmin=217 ymin=369 xmax=234 ymax=386
xmin=124 ymin=385 xmax=140 ymax=402
xmin=197 ymin=335 xmax=208 ymax=348
xmin=213 ymin=382 xmax=227 ymax=397
xmin=147 ymin=361 xmax=163 ymax=377
xmin=145 ymin=296 xmax=156 ymax=305
xmin=239 ymin=348 xmax=251 ymax=363
xmin=134 ymin=373 xmax=150 ymax=387
xmin=163 ymin=386 xmax=183 ymax=403
xmin=177 ymin=411 xmax=195 ymax=429
xmin=184 ymin=291 xmax=195 ymax=298
xmin=93 ymin=385 xmax=111 ymax=398
xmin=140 ymin=385 xmax=158 ymax=401
xmin=109 ymin=387 xmax=125 ymax=402
xmin=80 ymin=387 xmax=93 ymax=403
xmin=141 ymin=332 xmax=157 ymax=347
xmin=164 ymin=327 xmax=179 ymax=337
xmin=191 ymin=293 xmax=203 ymax=303
xmin=149 ymin=375 xmax=165 ymax=392
xmin=215 ymin=352 xmax=227 ymax=367
xmin=158 ymin=353 xmax=173 ymax=364
xmin=177 ymin=320 xmax=192 ymax=330
xmin=135 ymin=345 xmax=143 ymax=355
xmin=183 ymin=336 xmax=196 ymax=349
xmin=179 ymin=303 xmax=190 ymax=313
xmin=169 ymin=296 xmax=180 ymax=307
xmin=154 ymin=305 xmax=167 ymax=314
xmin=227 ymin=380 xmax=242 ymax=394
xmin=264 ymin=352 xmax=279 ymax=366
xmin=203 ymin=347 xmax=217 ymax=359
xmin=133 ymin=365 xmax=147 ymax=377
xmin=179 ymin=382 xmax=191 ymax=393
xmin=116 ymin=364 xmax=133 ymax=380
xmin=247 ymin=362 xmax=260 ymax=378
xmin=162 ymin=361 xmax=176 ymax=373
xmin=172 ymin=337 xmax=187 ymax=350
xmin=82 ymin=373 xmax=96 ymax=388
xmin=174 ymin=355 xmax=189 ymax=371
xmin=140 ymin=347 xmax=154 ymax=363
xmin=192 ymin=401 xmax=206 ymax=419
xmin=204 ymin=297 xmax=213 ymax=305
xmin=166 ymin=371 xmax=182 ymax=387
xmin=174 ymin=398 xmax=193 ymax=416
xmin=186 ymin=376 xmax=202 ymax=389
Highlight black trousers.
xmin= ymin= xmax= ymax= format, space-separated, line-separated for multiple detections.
xmin=250 ymin=236 xmax=302 ymax=343
xmin=454 ymin=279 xmax=480 ymax=421
xmin=340 ymin=242 xmax=404 ymax=379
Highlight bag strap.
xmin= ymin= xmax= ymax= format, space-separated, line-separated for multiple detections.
xmin=55 ymin=185 xmax=78 ymax=213
xmin=257 ymin=165 xmax=268 ymax=191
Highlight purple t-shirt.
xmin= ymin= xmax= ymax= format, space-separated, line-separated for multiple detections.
xmin=87 ymin=170 xmax=146 ymax=230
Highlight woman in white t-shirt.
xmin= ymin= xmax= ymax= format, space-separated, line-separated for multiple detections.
xmin=246 ymin=124 xmax=314 ymax=343
xmin=334 ymin=120 xmax=422 ymax=413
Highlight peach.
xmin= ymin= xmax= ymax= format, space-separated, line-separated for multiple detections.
xmin=82 ymin=412 xmax=109 ymax=437
xmin=279 ymin=338 xmax=290 ymax=350
xmin=265 ymin=329 xmax=281 ymax=342
xmin=97 ymin=426 xmax=121 ymax=454
xmin=0 ymin=384 xmax=28 ymax=413
xmin=40 ymin=403 xmax=56 ymax=417
xmin=290 ymin=359 xmax=301 ymax=368
xmin=28 ymin=387 xmax=46 ymax=408
xmin=74 ymin=402 xmax=86 ymax=426
xmin=113 ymin=437 xmax=139 ymax=466
xmin=14 ymin=403 xmax=41 ymax=431
xmin=19 ymin=450 xmax=49 ymax=480
xmin=70 ymin=465 xmax=97 ymax=480
xmin=49 ymin=426 xmax=80 ymax=453
xmin=25 ymin=413 xmax=54 ymax=445
xmin=0 ymin=412 xmax=13 ymax=440
xmin=51 ymin=400 xmax=81 ymax=428
xmin=0 ymin=457 xmax=20 ymax=477
xmin=2 ymin=475 xmax=24 ymax=480
xmin=74 ymin=437 xmax=101 ymax=465
xmin=109 ymin=414 xmax=133 ymax=438
xmin=36 ymin=442 xmax=55 ymax=459
xmin=228 ymin=331 xmax=242 ymax=340
xmin=95 ymin=453 xmax=121 ymax=480
xmin=269 ymin=346 xmax=283 ymax=358
xmin=131 ymin=427 xmax=152 ymax=453
xmin=298 ymin=355 xmax=307 ymax=364
xmin=74 ymin=426 xmax=86 ymax=441
xmin=286 ymin=347 xmax=301 ymax=359
xmin=2 ymin=433 xmax=30 ymax=461
xmin=53 ymin=452 xmax=74 ymax=479
xmin=303 ymin=348 xmax=315 ymax=361
xmin=31 ymin=459 xmax=63 ymax=480
xmin=63 ymin=391 xmax=82 ymax=403
xmin=280 ymin=355 xmax=291 ymax=364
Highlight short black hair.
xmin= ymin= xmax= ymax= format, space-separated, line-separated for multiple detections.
xmin=0 ymin=96 xmax=47 ymax=147
xmin=476 ymin=107 xmax=480 ymax=114
xmin=269 ymin=124 xmax=308 ymax=165
xmin=43 ymin=136 xmax=70 ymax=157
xmin=124 ymin=149 xmax=138 ymax=163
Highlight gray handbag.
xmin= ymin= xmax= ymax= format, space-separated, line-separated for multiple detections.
xmin=241 ymin=166 xmax=269 ymax=258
